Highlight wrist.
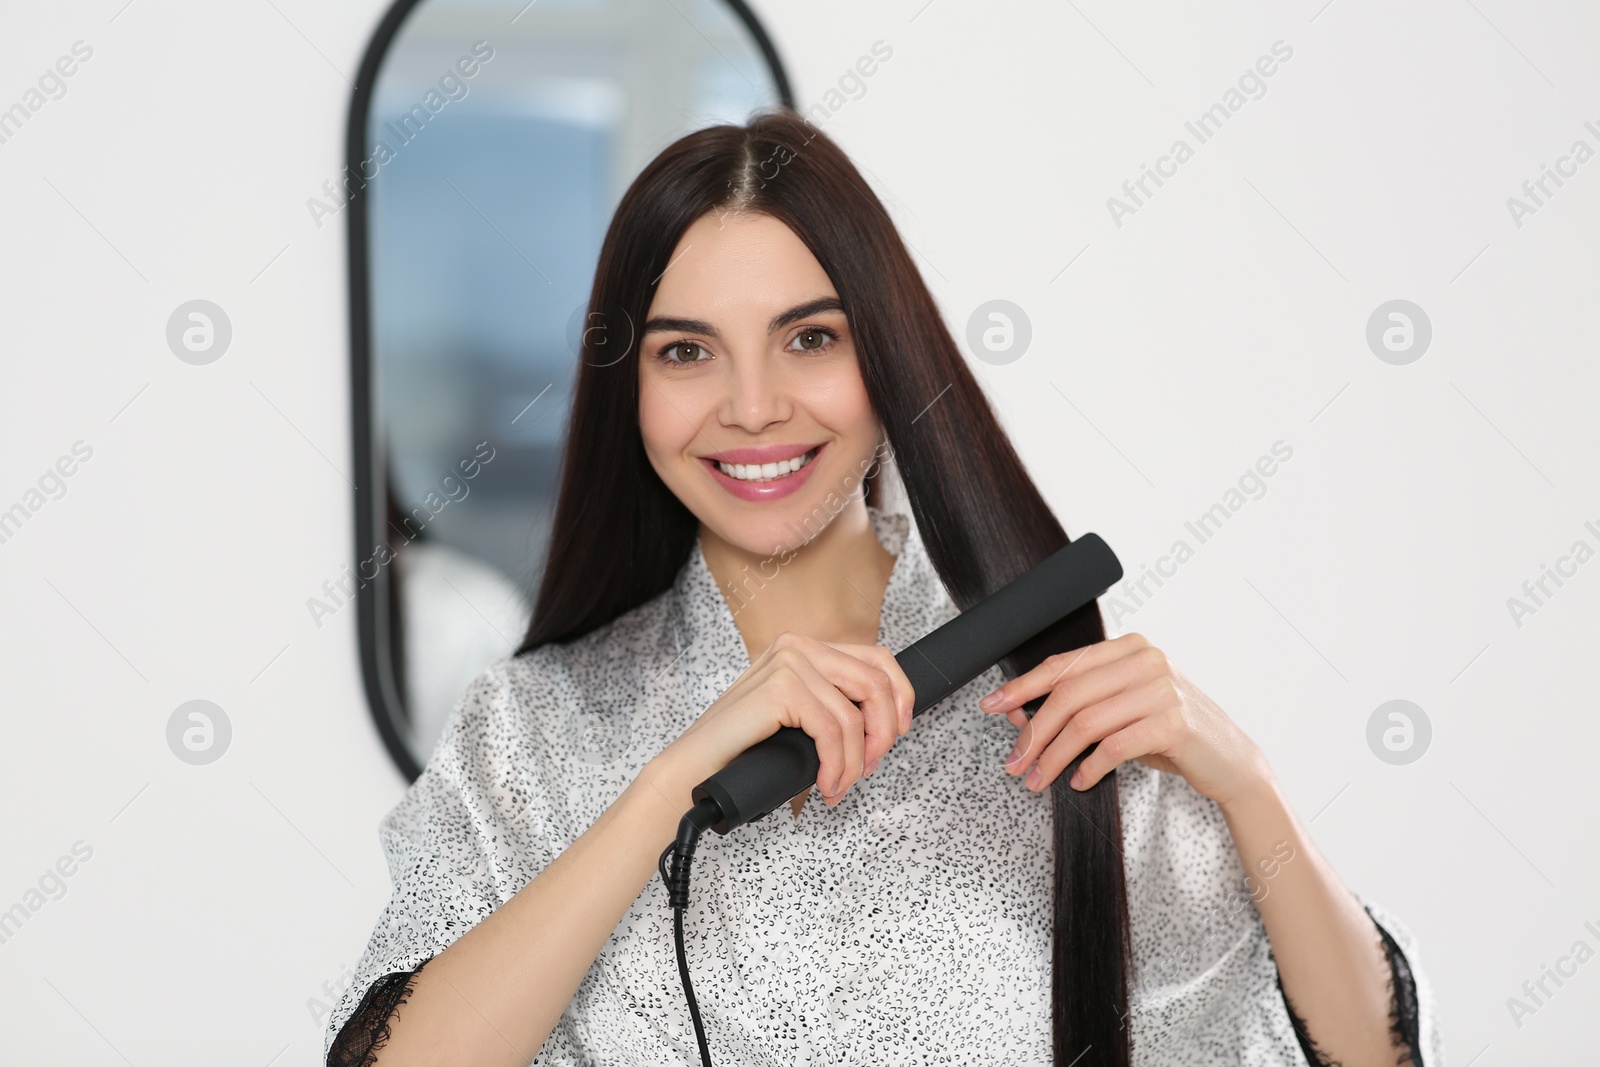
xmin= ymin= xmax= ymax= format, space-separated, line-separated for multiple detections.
xmin=1214 ymin=753 xmax=1282 ymax=816
xmin=620 ymin=762 xmax=699 ymax=848
xmin=635 ymin=750 xmax=707 ymax=815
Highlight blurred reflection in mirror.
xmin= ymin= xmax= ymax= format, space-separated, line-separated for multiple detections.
xmin=362 ymin=0 xmax=788 ymax=770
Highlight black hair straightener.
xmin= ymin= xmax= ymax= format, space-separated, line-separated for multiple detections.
xmin=659 ymin=532 xmax=1124 ymax=1066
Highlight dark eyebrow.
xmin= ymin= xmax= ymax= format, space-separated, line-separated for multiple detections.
xmin=641 ymin=296 xmax=846 ymax=340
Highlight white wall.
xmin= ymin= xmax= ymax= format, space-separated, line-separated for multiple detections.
xmin=2 ymin=0 xmax=1596 ymax=1062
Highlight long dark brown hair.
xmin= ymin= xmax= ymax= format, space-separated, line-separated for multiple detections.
xmin=516 ymin=107 xmax=1132 ymax=1065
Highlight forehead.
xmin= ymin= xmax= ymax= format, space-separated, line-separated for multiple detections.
xmin=647 ymin=211 xmax=836 ymax=318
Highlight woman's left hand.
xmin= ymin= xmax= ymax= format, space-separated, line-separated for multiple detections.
xmin=977 ymin=632 xmax=1272 ymax=808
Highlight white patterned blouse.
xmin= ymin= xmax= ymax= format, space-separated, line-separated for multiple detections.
xmin=326 ymin=504 xmax=1444 ymax=1066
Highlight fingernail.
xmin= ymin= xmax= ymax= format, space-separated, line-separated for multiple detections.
xmin=1069 ymin=770 xmax=1085 ymax=789
xmin=1026 ymin=767 xmax=1044 ymax=789
xmin=865 ymin=756 xmax=879 ymax=777
xmin=1004 ymin=721 xmax=1031 ymax=770
xmin=980 ymin=691 xmax=1004 ymax=711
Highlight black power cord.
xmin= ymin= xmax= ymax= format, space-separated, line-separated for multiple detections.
xmin=652 ymin=539 xmax=1124 ymax=1065
xmin=658 ymin=797 xmax=724 ymax=1067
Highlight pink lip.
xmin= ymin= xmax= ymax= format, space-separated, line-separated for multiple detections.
xmin=701 ymin=443 xmax=824 ymax=503
xmin=701 ymin=442 xmax=821 ymax=465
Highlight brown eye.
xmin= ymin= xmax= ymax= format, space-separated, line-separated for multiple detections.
xmin=661 ymin=342 xmax=706 ymax=364
xmin=791 ymin=327 xmax=837 ymax=353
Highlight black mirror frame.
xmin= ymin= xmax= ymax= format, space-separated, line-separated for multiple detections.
xmin=345 ymin=0 xmax=796 ymax=782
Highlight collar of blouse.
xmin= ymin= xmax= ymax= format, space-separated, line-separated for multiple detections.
xmin=661 ymin=504 xmax=965 ymax=789
xmin=665 ymin=503 xmax=942 ymax=704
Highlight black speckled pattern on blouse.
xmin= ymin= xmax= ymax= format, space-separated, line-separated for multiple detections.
xmin=326 ymin=505 xmax=1445 ymax=1065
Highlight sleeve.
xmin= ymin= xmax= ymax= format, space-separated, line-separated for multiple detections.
xmin=323 ymin=660 xmax=537 ymax=1065
xmin=1274 ymin=893 xmax=1446 ymax=1066
xmin=326 ymin=961 xmax=431 ymax=1067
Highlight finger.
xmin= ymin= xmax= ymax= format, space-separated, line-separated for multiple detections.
xmin=1015 ymin=679 xmax=1166 ymax=791
xmin=831 ymin=643 xmax=913 ymax=768
xmin=780 ymin=651 xmax=868 ymax=800
xmin=1016 ymin=644 xmax=1169 ymax=755
xmin=757 ymin=646 xmax=856 ymax=800
xmin=820 ymin=644 xmax=901 ymax=775
xmin=979 ymin=632 xmax=1150 ymax=714
xmin=981 ymin=633 xmax=1148 ymax=714
xmin=1006 ymin=681 xmax=1141 ymax=780
xmin=846 ymin=644 xmax=915 ymax=734
xmin=785 ymin=638 xmax=903 ymax=778
xmin=1069 ymin=717 xmax=1166 ymax=791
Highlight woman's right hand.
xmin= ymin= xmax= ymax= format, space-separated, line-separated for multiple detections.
xmin=656 ymin=632 xmax=916 ymax=806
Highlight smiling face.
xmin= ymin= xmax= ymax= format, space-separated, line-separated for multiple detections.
xmin=637 ymin=210 xmax=882 ymax=558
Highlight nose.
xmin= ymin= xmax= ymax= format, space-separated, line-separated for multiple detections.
xmin=718 ymin=350 xmax=791 ymax=433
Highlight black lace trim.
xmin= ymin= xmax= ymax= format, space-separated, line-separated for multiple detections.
xmin=330 ymin=911 xmax=1422 ymax=1064
xmin=326 ymin=956 xmax=433 ymax=1067
xmin=1275 ymin=906 xmax=1423 ymax=1066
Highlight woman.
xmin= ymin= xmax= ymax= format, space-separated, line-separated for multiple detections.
xmin=326 ymin=108 xmax=1444 ymax=1066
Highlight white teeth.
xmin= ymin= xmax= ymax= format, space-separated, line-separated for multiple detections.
xmin=716 ymin=447 xmax=817 ymax=482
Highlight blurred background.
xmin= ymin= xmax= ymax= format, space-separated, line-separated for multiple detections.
xmin=360 ymin=0 xmax=782 ymax=765
xmin=1 ymin=0 xmax=1597 ymax=1062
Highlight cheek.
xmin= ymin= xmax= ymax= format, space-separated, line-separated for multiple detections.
xmin=798 ymin=359 xmax=875 ymax=430
xmin=637 ymin=394 xmax=674 ymax=464
xmin=638 ymin=381 xmax=702 ymax=474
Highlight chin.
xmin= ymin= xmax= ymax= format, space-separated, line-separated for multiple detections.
xmin=705 ymin=483 xmax=859 ymax=558
xmin=705 ymin=499 xmax=827 ymax=558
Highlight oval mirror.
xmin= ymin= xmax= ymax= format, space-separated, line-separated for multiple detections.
xmin=347 ymin=0 xmax=793 ymax=779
